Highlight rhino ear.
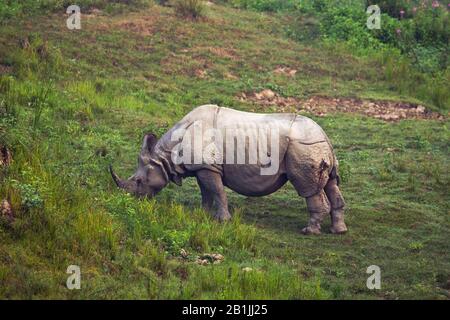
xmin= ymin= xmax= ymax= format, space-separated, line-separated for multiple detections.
xmin=142 ymin=133 xmax=158 ymax=154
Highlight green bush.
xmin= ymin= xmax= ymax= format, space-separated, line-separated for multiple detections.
xmin=367 ymin=0 xmax=410 ymax=18
xmin=320 ymin=6 xmax=382 ymax=50
xmin=370 ymin=1 xmax=449 ymax=52
xmin=374 ymin=9 xmax=448 ymax=73
xmin=284 ymin=14 xmax=321 ymax=41
xmin=415 ymin=9 xmax=448 ymax=44
xmin=425 ymin=70 xmax=450 ymax=110
xmin=174 ymin=0 xmax=205 ymax=19
xmin=0 ymin=1 xmax=22 ymax=21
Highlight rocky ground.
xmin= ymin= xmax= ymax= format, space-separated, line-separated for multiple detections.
xmin=240 ymin=89 xmax=445 ymax=121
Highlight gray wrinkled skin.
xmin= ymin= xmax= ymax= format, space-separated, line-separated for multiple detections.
xmin=111 ymin=105 xmax=348 ymax=235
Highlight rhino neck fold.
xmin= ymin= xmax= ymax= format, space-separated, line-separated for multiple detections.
xmin=151 ymin=125 xmax=189 ymax=184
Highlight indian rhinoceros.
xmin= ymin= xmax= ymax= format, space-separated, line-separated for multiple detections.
xmin=110 ymin=105 xmax=348 ymax=235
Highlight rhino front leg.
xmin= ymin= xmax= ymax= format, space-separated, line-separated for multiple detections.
xmin=196 ymin=176 xmax=214 ymax=212
xmin=196 ymin=170 xmax=231 ymax=222
xmin=302 ymin=190 xmax=330 ymax=235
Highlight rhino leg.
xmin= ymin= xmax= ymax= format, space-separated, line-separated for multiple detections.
xmin=196 ymin=170 xmax=231 ymax=222
xmin=196 ymin=176 xmax=214 ymax=212
xmin=324 ymin=178 xmax=348 ymax=234
xmin=301 ymin=190 xmax=330 ymax=235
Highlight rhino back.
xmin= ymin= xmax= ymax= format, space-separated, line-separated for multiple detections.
xmin=289 ymin=115 xmax=329 ymax=144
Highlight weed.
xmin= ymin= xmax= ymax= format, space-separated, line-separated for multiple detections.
xmin=174 ymin=0 xmax=205 ymax=19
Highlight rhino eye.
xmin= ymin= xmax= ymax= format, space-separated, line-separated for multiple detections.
xmin=136 ymin=178 xmax=142 ymax=185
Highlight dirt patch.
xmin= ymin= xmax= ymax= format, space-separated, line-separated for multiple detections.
xmin=112 ymin=14 xmax=160 ymax=37
xmin=224 ymin=71 xmax=239 ymax=80
xmin=239 ymin=90 xmax=444 ymax=121
xmin=116 ymin=20 xmax=155 ymax=37
xmin=194 ymin=69 xmax=208 ymax=78
xmin=273 ymin=66 xmax=297 ymax=77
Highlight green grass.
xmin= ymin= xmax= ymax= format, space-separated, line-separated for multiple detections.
xmin=0 ymin=3 xmax=449 ymax=299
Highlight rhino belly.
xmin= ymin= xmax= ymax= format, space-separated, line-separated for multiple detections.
xmin=222 ymin=164 xmax=287 ymax=196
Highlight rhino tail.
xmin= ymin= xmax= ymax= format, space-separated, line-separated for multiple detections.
xmin=329 ymin=162 xmax=341 ymax=186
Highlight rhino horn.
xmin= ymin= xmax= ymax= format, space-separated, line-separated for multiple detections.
xmin=110 ymin=165 xmax=125 ymax=189
xmin=110 ymin=165 xmax=138 ymax=194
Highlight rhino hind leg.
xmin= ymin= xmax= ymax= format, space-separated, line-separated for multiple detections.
xmin=301 ymin=190 xmax=330 ymax=235
xmin=196 ymin=170 xmax=231 ymax=222
xmin=324 ymin=177 xmax=348 ymax=234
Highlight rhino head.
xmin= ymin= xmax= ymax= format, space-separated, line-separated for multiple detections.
xmin=110 ymin=133 xmax=169 ymax=198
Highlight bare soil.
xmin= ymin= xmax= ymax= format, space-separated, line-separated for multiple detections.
xmin=239 ymin=89 xmax=445 ymax=121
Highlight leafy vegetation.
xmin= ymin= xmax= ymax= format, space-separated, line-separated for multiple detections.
xmin=174 ymin=0 xmax=205 ymax=19
xmin=230 ymin=0 xmax=449 ymax=110
xmin=0 ymin=1 xmax=448 ymax=299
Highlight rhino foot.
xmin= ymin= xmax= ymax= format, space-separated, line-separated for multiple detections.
xmin=301 ymin=225 xmax=321 ymax=235
xmin=214 ymin=212 xmax=231 ymax=222
xmin=330 ymin=223 xmax=348 ymax=234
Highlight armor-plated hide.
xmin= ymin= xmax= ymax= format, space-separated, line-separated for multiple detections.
xmin=151 ymin=105 xmax=336 ymax=197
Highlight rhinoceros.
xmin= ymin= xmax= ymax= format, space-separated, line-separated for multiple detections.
xmin=110 ymin=105 xmax=347 ymax=235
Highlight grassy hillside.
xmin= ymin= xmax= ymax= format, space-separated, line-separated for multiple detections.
xmin=0 ymin=2 xmax=449 ymax=299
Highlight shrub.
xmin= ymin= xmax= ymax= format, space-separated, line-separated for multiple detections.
xmin=368 ymin=1 xmax=449 ymax=49
xmin=425 ymin=70 xmax=450 ymax=111
xmin=412 ymin=7 xmax=449 ymax=47
xmin=320 ymin=5 xmax=382 ymax=50
xmin=367 ymin=0 xmax=410 ymax=18
xmin=285 ymin=14 xmax=321 ymax=41
xmin=174 ymin=0 xmax=205 ymax=19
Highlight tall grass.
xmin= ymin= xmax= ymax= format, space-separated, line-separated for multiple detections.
xmin=375 ymin=47 xmax=449 ymax=111
xmin=0 ymin=0 xmax=151 ymax=21
xmin=0 ymin=35 xmax=329 ymax=298
xmin=174 ymin=0 xmax=205 ymax=19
